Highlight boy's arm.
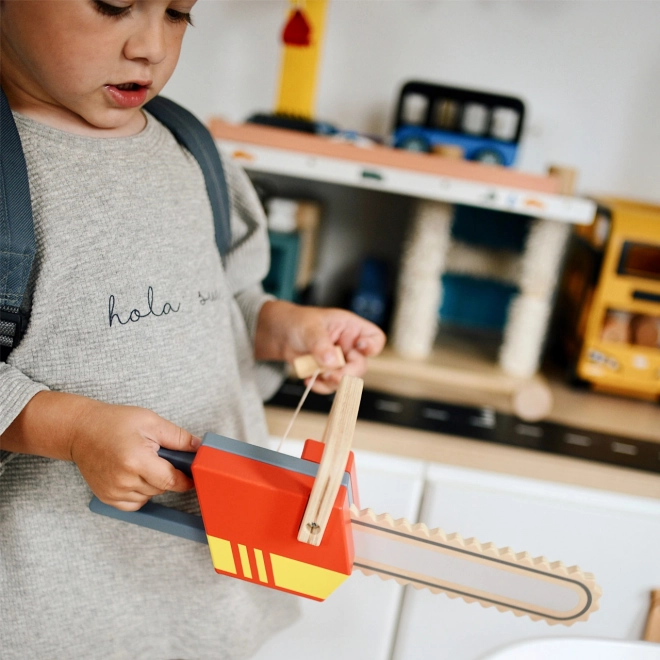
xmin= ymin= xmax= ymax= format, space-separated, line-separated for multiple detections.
xmin=1 ymin=389 xmax=84 ymax=462
xmin=1 ymin=385 xmax=198 ymax=511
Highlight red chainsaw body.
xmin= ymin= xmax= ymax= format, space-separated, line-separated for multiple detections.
xmin=191 ymin=437 xmax=359 ymax=601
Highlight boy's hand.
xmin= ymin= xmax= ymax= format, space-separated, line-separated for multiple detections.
xmin=70 ymin=400 xmax=199 ymax=511
xmin=1 ymin=391 xmax=198 ymax=512
xmin=255 ymin=301 xmax=386 ymax=394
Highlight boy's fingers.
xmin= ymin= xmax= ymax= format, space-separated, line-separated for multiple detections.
xmin=136 ymin=478 xmax=167 ymax=497
xmin=314 ymin=348 xmax=371 ymax=393
xmin=303 ymin=326 xmax=344 ymax=370
xmin=309 ymin=379 xmax=338 ymax=395
xmin=143 ymin=455 xmax=194 ymax=493
xmin=314 ymin=345 xmax=343 ymax=370
xmin=341 ymin=350 xmax=369 ymax=376
xmin=99 ymin=491 xmax=149 ymax=512
xmin=111 ymin=500 xmax=145 ymax=512
xmin=150 ymin=418 xmax=201 ymax=453
xmin=355 ymin=329 xmax=386 ymax=356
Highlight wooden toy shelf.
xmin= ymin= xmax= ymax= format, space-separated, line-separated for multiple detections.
xmin=209 ymin=119 xmax=596 ymax=225
xmin=211 ymin=120 xmax=601 ymax=420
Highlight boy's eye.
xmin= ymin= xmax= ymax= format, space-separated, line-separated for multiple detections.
xmin=91 ymin=0 xmax=131 ymax=18
xmin=91 ymin=1 xmax=192 ymax=25
xmin=166 ymin=8 xmax=193 ymax=25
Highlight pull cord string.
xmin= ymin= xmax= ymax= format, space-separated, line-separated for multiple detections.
xmin=277 ymin=368 xmax=321 ymax=452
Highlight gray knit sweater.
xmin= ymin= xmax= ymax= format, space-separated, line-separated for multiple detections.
xmin=0 ymin=112 xmax=298 ymax=659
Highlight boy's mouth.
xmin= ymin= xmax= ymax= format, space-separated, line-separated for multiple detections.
xmin=105 ymin=81 xmax=151 ymax=109
xmin=115 ymin=82 xmax=144 ymax=91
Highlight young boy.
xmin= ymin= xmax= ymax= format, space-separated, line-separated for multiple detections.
xmin=0 ymin=1 xmax=385 ymax=658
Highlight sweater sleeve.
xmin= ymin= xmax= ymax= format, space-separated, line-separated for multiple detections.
xmin=0 ymin=363 xmax=49 ymax=442
xmin=220 ymin=152 xmax=287 ymax=400
xmin=220 ymin=152 xmax=272 ymax=336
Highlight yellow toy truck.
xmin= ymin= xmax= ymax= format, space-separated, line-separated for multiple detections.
xmin=556 ymin=198 xmax=660 ymax=401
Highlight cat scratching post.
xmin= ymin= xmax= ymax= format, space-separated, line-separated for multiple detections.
xmin=391 ymin=200 xmax=453 ymax=358
xmin=499 ymin=166 xmax=576 ymax=378
xmin=387 ymin=167 xmax=578 ymax=421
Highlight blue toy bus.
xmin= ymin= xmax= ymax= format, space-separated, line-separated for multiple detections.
xmin=392 ymin=81 xmax=525 ymax=167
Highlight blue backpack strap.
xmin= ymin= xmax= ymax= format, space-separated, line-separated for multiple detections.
xmin=0 ymin=87 xmax=35 ymax=361
xmin=144 ymin=96 xmax=232 ymax=259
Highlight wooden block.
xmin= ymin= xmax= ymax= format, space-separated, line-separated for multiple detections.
xmin=293 ymin=346 xmax=345 ymax=379
xmin=512 ymin=378 xmax=554 ymax=422
xmin=368 ymin=350 xmax=553 ymax=421
xmin=644 ymin=589 xmax=660 ymax=642
xmin=431 ymin=144 xmax=465 ymax=160
xmin=548 ymin=164 xmax=578 ymax=195
xmin=298 ymin=375 xmax=364 ymax=546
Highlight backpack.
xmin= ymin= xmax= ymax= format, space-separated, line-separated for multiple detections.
xmin=0 ymin=90 xmax=231 ymax=361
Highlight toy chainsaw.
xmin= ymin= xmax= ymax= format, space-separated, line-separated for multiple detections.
xmin=90 ymin=374 xmax=601 ymax=626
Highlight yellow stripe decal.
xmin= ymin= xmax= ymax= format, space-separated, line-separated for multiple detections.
xmin=254 ymin=549 xmax=268 ymax=583
xmin=238 ymin=545 xmax=252 ymax=579
xmin=270 ymin=553 xmax=349 ymax=600
xmin=207 ymin=536 xmax=236 ymax=574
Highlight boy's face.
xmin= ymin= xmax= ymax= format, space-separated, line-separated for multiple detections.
xmin=1 ymin=0 xmax=197 ymax=135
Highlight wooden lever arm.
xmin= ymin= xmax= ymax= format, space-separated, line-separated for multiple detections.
xmin=297 ymin=375 xmax=363 ymax=546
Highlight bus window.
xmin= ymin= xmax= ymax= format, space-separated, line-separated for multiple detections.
xmin=492 ymin=107 xmax=520 ymax=141
xmin=432 ymin=99 xmax=460 ymax=131
xmin=601 ymin=309 xmax=660 ymax=349
xmin=462 ymin=103 xmax=489 ymax=135
xmin=601 ymin=309 xmax=632 ymax=344
xmin=401 ymin=93 xmax=428 ymax=126
xmin=617 ymin=242 xmax=660 ymax=280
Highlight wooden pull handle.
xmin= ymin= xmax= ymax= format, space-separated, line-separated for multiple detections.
xmin=293 ymin=346 xmax=346 ymax=379
xmin=297 ymin=375 xmax=363 ymax=546
xmin=293 ymin=346 xmax=345 ymax=380
xmin=644 ymin=589 xmax=660 ymax=642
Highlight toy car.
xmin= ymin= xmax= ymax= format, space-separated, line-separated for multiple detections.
xmin=392 ymin=81 xmax=525 ymax=166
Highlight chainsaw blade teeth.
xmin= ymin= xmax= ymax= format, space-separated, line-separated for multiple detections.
xmin=350 ymin=505 xmax=601 ymax=626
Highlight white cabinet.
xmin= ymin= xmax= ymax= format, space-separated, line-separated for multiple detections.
xmin=393 ymin=465 xmax=660 ymax=660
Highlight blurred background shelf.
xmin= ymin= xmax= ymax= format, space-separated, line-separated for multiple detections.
xmin=210 ymin=119 xmax=595 ymax=224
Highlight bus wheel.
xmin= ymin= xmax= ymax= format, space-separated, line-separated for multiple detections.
xmin=473 ymin=148 xmax=505 ymax=165
xmin=396 ymin=135 xmax=431 ymax=152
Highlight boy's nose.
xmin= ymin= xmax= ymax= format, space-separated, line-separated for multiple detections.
xmin=123 ymin=18 xmax=167 ymax=65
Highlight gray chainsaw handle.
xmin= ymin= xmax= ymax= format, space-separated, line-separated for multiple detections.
xmin=156 ymin=447 xmax=195 ymax=479
xmin=88 ymin=449 xmax=207 ymax=544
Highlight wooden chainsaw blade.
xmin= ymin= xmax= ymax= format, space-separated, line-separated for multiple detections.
xmin=350 ymin=506 xmax=601 ymax=626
